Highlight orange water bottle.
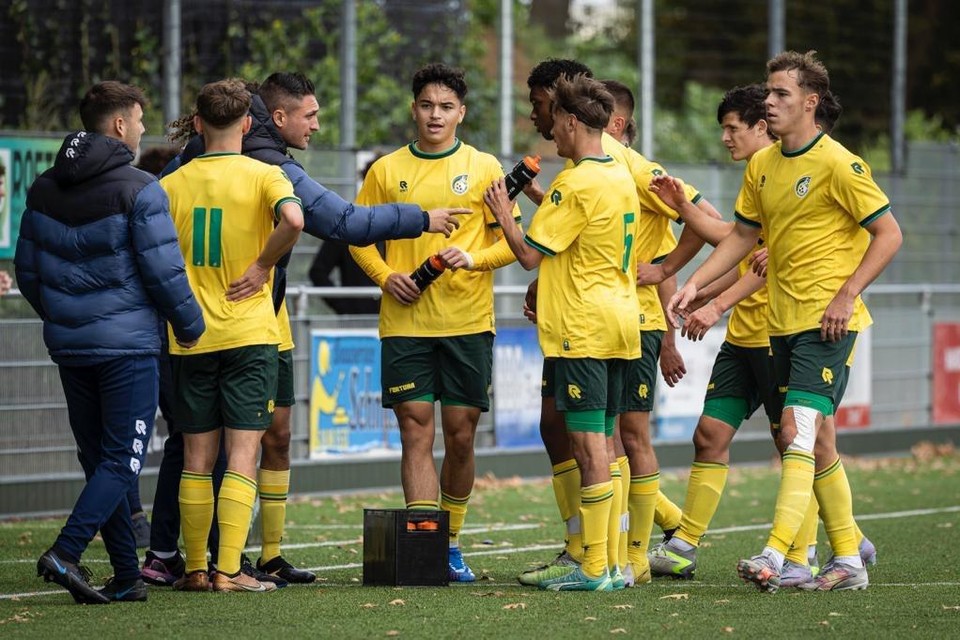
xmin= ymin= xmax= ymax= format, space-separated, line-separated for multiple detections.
xmin=410 ymin=254 xmax=446 ymax=291
xmin=504 ymin=155 xmax=541 ymax=200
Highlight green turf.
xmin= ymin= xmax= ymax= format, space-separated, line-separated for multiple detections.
xmin=1 ymin=452 xmax=959 ymax=639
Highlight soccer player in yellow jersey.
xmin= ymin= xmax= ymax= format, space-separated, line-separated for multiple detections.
xmin=668 ymin=51 xmax=902 ymax=593
xmin=161 ymin=79 xmax=304 ymax=593
xmin=647 ymin=87 xmax=876 ymax=586
xmin=349 ymin=64 xmax=519 ymax=582
xmin=486 ymin=73 xmax=641 ymax=591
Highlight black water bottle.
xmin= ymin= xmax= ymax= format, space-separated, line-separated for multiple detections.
xmin=410 ymin=254 xmax=446 ymax=292
xmin=504 ymin=155 xmax=542 ymax=200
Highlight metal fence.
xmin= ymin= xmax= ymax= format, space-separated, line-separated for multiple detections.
xmin=2 ymin=283 xmax=960 ymax=481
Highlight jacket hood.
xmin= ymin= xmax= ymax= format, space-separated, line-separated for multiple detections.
xmin=244 ymin=94 xmax=289 ymax=158
xmin=50 ymin=131 xmax=135 ymax=186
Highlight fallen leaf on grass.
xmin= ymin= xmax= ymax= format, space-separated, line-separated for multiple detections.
xmin=361 ymin=603 xmax=378 ymax=609
xmin=659 ymin=593 xmax=689 ymax=600
xmin=722 ymin=627 xmax=734 ymax=634
xmin=828 ymin=612 xmax=843 ymax=617
xmin=942 ymin=605 xmax=960 ymax=611
xmin=472 ymin=591 xmax=505 ymax=597
xmin=386 ymin=631 xmax=400 ymax=637
xmin=584 ymin=617 xmax=597 ymax=622
xmin=819 ymin=621 xmax=830 ymax=627
xmin=17 ymin=532 xmax=32 ymax=546
xmin=609 ymin=628 xmax=627 ymax=634
xmin=389 ymin=599 xmax=405 ymax=606
xmin=502 ymin=603 xmax=527 ymax=610
xmin=715 ymin=599 xmax=730 ymax=604
xmin=612 ymin=604 xmax=633 ymax=610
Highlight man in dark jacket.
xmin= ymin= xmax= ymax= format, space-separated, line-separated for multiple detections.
xmin=14 ymin=81 xmax=204 ymax=604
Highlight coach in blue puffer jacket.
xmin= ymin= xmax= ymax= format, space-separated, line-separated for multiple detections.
xmin=14 ymin=81 xmax=204 ymax=605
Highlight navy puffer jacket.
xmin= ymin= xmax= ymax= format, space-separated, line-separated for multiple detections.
xmin=14 ymin=131 xmax=204 ymax=365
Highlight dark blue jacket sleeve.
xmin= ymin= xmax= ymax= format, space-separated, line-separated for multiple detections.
xmin=129 ymin=182 xmax=205 ymax=342
xmin=13 ymin=209 xmax=45 ymax=320
xmin=285 ymin=162 xmax=425 ymax=245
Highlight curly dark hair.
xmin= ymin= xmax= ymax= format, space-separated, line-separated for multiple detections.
xmin=412 ymin=63 xmax=468 ymax=101
xmin=527 ymin=58 xmax=593 ymax=90
xmin=717 ymin=84 xmax=769 ymax=128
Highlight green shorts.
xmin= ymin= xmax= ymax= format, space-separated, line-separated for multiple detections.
xmin=172 ymin=344 xmax=279 ymax=433
xmin=770 ymin=330 xmax=857 ymax=416
xmin=276 ymin=348 xmax=295 ymax=408
xmin=551 ymin=357 xmax=628 ymax=415
xmin=625 ymin=330 xmax=663 ymax=412
xmin=381 ymin=333 xmax=493 ymax=410
xmin=702 ymin=341 xmax=782 ymax=429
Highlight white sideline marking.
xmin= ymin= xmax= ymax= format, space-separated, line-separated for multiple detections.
xmin=2 ymin=504 xmax=958 ymax=600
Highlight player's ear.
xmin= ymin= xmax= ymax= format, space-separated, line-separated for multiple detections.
xmin=272 ymin=108 xmax=285 ymax=129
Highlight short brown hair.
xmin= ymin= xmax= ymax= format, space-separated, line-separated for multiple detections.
xmin=767 ymin=50 xmax=830 ymax=97
xmin=551 ymin=74 xmax=613 ymax=131
xmin=196 ymin=79 xmax=251 ymax=128
xmin=79 ymin=81 xmax=146 ymax=133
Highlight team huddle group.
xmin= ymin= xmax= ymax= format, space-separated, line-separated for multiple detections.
xmin=13 ymin=48 xmax=901 ymax=604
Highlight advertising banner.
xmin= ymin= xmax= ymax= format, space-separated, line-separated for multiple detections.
xmin=308 ymin=329 xmax=400 ymax=457
xmin=933 ymin=322 xmax=960 ymax=425
xmin=0 ymin=136 xmax=63 ymax=258
xmin=492 ymin=326 xmax=544 ymax=448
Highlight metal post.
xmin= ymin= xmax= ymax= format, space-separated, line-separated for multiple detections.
xmin=340 ymin=0 xmax=358 ymax=197
xmin=637 ymin=0 xmax=654 ymax=157
xmin=768 ymin=0 xmax=785 ymax=58
xmin=162 ymin=0 xmax=181 ymax=132
xmin=499 ymin=0 xmax=514 ymax=159
xmin=891 ymin=0 xmax=907 ymax=175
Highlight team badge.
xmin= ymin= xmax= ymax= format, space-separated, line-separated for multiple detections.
xmin=451 ymin=174 xmax=468 ymax=195
xmin=550 ymin=189 xmax=562 ymax=205
xmin=795 ymin=176 xmax=812 ymax=198
xmin=638 ymin=384 xmax=649 ymax=399
xmin=567 ymin=384 xmax=582 ymax=400
xmin=400 ymin=180 xmax=408 ymax=193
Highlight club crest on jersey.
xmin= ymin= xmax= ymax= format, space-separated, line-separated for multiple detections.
xmin=451 ymin=174 xmax=468 ymax=195
xmin=795 ymin=176 xmax=812 ymax=198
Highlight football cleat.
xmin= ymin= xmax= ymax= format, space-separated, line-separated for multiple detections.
xmin=538 ymin=565 xmax=613 ymax=592
xmin=797 ymin=559 xmax=868 ymax=591
xmin=517 ymin=550 xmax=579 ymax=586
xmin=37 ymin=549 xmax=110 ymax=605
xmin=212 ymin=570 xmax=278 ymax=593
xmin=99 ymin=577 xmax=148 ymax=602
xmin=648 ymin=541 xmax=697 ymax=579
xmin=257 ymin=555 xmax=316 ymax=584
xmin=737 ymin=554 xmax=781 ymax=593
xmin=448 ymin=546 xmax=476 ymax=582
xmin=779 ymin=559 xmax=815 ymax=588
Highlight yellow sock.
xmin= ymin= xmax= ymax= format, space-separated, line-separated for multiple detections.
xmin=813 ymin=457 xmax=859 ymax=558
xmin=675 ymin=462 xmax=729 ymax=548
xmin=787 ymin=492 xmax=819 ymax=565
xmin=440 ymin=491 xmax=470 ymax=545
xmin=580 ymin=481 xmax=613 ymax=578
xmin=552 ymin=459 xmax=582 ymax=562
xmin=616 ymin=456 xmax=630 ymax=569
xmin=179 ymin=472 xmax=214 ymax=573
xmin=854 ymin=522 xmax=865 ymax=546
xmin=217 ymin=471 xmax=258 ymax=575
xmin=607 ymin=462 xmax=623 ymax=570
xmin=766 ymin=452 xmax=816 ymax=555
xmin=655 ymin=490 xmax=682 ymax=533
xmin=406 ymin=500 xmax=439 ymax=510
xmin=258 ymin=468 xmax=290 ymax=564
xmin=627 ymin=472 xmax=660 ymax=569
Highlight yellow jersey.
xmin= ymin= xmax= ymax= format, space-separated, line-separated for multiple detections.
xmin=161 ymin=153 xmax=300 ymax=354
xmin=734 ymin=133 xmax=889 ymax=336
xmin=350 ymin=140 xmax=519 ymax=338
xmin=526 ymin=156 xmax=641 ymax=359
xmin=277 ymin=300 xmax=294 ymax=352
xmin=724 ymin=238 xmax=770 ymax=348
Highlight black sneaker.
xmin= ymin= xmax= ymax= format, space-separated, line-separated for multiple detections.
xmin=141 ymin=550 xmax=185 ymax=586
xmin=131 ymin=512 xmax=151 ymax=549
xmin=257 ymin=555 xmax=317 ymax=584
xmin=37 ymin=548 xmax=110 ymax=605
xmin=241 ymin=554 xmax=287 ymax=588
xmin=99 ymin=576 xmax=148 ymax=602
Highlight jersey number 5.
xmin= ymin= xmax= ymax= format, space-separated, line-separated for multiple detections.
xmin=621 ymin=212 xmax=635 ymax=273
xmin=192 ymin=207 xmax=223 ymax=267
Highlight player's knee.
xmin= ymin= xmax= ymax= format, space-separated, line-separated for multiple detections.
xmin=261 ymin=427 xmax=291 ymax=455
xmin=783 ymin=405 xmax=819 ymax=454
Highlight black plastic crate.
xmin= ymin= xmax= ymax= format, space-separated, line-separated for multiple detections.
xmin=362 ymin=509 xmax=449 ymax=586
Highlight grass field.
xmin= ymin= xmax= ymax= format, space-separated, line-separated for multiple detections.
xmin=1 ymin=447 xmax=959 ymax=639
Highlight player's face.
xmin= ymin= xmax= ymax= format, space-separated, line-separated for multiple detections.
xmin=529 ymin=86 xmax=555 ymax=140
xmin=412 ymin=83 xmax=464 ymax=153
xmin=279 ymin=95 xmax=320 ymax=150
xmin=720 ymin=112 xmax=770 ymax=162
xmin=120 ymin=103 xmax=145 ymax=154
xmin=765 ymin=69 xmax=816 ymax=138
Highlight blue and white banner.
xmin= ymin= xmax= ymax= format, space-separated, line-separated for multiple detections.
xmin=493 ymin=326 xmax=544 ymax=448
xmin=308 ymin=329 xmax=400 ymax=457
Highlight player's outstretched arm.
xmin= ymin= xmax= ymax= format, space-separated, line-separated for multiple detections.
xmin=683 ymin=269 xmax=765 ymax=342
xmin=484 ymin=178 xmax=541 ymax=270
